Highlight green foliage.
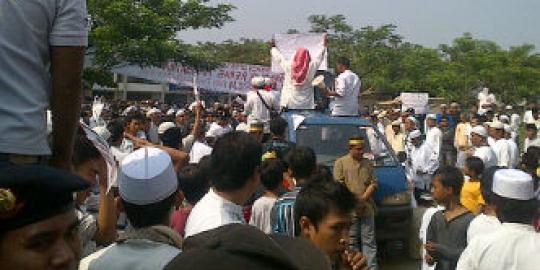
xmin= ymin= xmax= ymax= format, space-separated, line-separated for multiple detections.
xmin=87 ymin=0 xmax=234 ymax=68
xmin=303 ymin=15 xmax=540 ymax=103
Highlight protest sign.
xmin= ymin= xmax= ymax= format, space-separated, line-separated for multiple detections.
xmin=401 ymin=92 xmax=429 ymax=114
xmin=112 ymin=62 xmax=284 ymax=94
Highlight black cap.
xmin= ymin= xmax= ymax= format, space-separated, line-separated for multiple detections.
xmin=0 ymin=165 xmax=89 ymax=232
xmin=165 ymin=224 xmax=331 ymax=270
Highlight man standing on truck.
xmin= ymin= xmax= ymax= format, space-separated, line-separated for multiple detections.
xmin=334 ymin=137 xmax=379 ymax=270
xmin=320 ymin=57 xmax=361 ymax=116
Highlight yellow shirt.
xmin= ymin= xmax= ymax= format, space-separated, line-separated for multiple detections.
xmin=461 ymin=180 xmax=485 ymax=214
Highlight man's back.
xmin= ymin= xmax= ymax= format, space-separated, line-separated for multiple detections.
xmin=80 ymin=237 xmax=181 ymax=270
xmin=457 ymin=223 xmax=540 ymax=270
xmin=0 ymin=0 xmax=88 ymax=155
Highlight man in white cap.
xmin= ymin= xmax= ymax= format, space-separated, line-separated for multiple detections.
xmin=146 ymin=108 xmax=162 ymax=144
xmin=457 ymin=169 xmax=539 ymax=270
xmin=244 ymin=76 xmax=278 ymax=130
xmin=469 ymin=126 xmax=498 ymax=169
xmin=175 ymin=109 xmax=190 ymax=137
xmin=425 ymin=114 xmax=443 ymax=153
xmin=185 ymin=132 xmax=262 ymax=238
xmin=504 ymin=125 xmax=519 ymax=169
xmin=490 ymin=122 xmax=511 ymax=168
xmin=80 ymin=147 xmax=182 ymax=270
xmin=407 ymin=130 xmax=440 ymax=198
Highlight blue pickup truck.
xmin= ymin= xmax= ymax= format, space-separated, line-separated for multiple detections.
xmin=281 ymin=110 xmax=412 ymax=247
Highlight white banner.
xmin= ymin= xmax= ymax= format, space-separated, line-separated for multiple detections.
xmin=401 ymin=92 xmax=429 ymax=114
xmin=112 ymin=62 xmax=284 ymax=94
xmin=272 ymin=33 xmax=328 ymax=73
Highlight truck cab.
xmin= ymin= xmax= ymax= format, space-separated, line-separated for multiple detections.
xmin=282 ymin=110 xmax=412 ymax=246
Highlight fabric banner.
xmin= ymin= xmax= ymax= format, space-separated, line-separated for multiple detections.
xmin=271 ymin=33 xmax=328 ymax=73
xmin=112 ymin=62 xmax=284 ymax=94
xmin=401 ymin=92 xmax=429 ymax=114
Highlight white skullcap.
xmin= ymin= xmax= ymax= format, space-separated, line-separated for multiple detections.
xmin=503 ymin=124 xmax=512 ymax=133
xmin=119 ymin=147 xmax=178 ymax=205
xmin=450 ymin=102 xmax=460 ymax=107
xmin=409 ymin=130 xmax=422 ymax=140
xmin=493 ymin=169 xmax=535 ymax=200
xmin=391 ymin=120 xmax=401 ymax=126
xmin=166 ymin=109 xmax=176 ymax=116
xmin=373 ymin=110 xmax=380 ymax=115
xmin=251 ymin=76 xmax=265 ymax=88
xmin=123 ymin=106 xmax=137 ymax=116
xmin=146 ymin=108 xmax=161 ymax=118
xmin=189 ymin=101 xmax=205 ymax=111
xmin=471 ymin=126 xmax=488 ymax=137
xmin=505 ymin=105 xmax=513 ymax=110
xmin=176 ymin=109 xmax=186 ymax=117
xmin=158 ymin=122 xmax=176 ymax=135
xmin=498 ymin=115 xmax=510 ymax=122
xmin=440 ymin=104 xmax=448 ymax=108
xmin=426 ymin=114 xmax=437 ymax=120
xmin=92 ymin=126 xmax=111 ymax=142
xmin=407 ymin=116 xmax=418 ymax=125
xmin=490 ymin=121 xmax=504 ymax=129
xmin=263 ymin=77 xmax=273 ymax=85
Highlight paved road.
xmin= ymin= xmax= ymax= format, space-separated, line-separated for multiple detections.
xmin=379 ymin=242 xmax=421 ymax=270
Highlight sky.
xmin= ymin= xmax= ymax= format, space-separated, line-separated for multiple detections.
xmin=179 ymin=0 xmax=540 ymax=49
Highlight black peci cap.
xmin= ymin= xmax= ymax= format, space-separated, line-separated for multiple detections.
xmin=0 ymin=165 xmax=89 ymax=232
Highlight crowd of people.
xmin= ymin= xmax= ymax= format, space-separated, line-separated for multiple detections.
xmin=1 ymin=1 xmax=539 ymax=270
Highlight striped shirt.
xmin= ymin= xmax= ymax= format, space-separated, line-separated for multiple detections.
xmin=270 ymin=187 xmax=302 ymax=237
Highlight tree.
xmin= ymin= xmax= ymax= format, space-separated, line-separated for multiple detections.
xmin=87 ymin=0 xmax=235 ymax=69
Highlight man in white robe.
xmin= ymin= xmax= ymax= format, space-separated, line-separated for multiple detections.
xmin=244 ymin=76 xmax=278 ymax=130
xmin=490 ymin=122 xmax=511 ymax=168
xmin=271 ymin=36 xmax=327 ymax=110
xmin=320 ymin=57 xmax=361 ymax=116
xmin=425 ymin=114 xmax=442 ymax=153
xmin=457 ymin=169 xmax=539 ymax=270
xmin=469 ymin=126 xmax=498 ymax=169
xmin=406 ymin=130 xmax=439 ymax=194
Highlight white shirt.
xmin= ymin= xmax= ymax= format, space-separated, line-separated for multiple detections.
xmin=329 ymin=70 xmax=360 ymax=116
xmin=206 ymin=122 xmax=232 ymax=138
xmin=510 ymin=114 xmax=521 ymax=130
xmin=426 ymin=126 xmax=443 ymax=152
xmin=0 ymin=0 xmax=88 ymax=155
xmin=524 ymin=136 xmax=540 ymax=153
xmin=523 ymin=110 xmax=534 ymax=124
xmin=185 ymin=188 xmax=245 ymax=238
xmin=473 ymin=145 xmax=498 ymax=168
xmin=506 ymin=138 xmax=519 ymax=169
xmin=457 ymin=223 xmax=540 ymax=270
xmin=244 ymin=90 xmax=278 ymax=124
xmin=249 ymin=196 xmax=277 ymax=234
xmin=235 ymin=122 xmax=249 ymax=132
xmin=189 ymin=141 xmax=212 ymax=164
xmin=466 ymin=214 xmax=501 ymax=244
xmin=271 ymin=47 xmax=326 ymax=109
xmin=492 ymin=139 xmax=511 ymax=168
xmin=407 ymin=142 xmax=439 ymax=189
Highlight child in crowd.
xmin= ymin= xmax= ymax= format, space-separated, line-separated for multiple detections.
xmin=425 ymin=166 xmax=474 ymax=270
xmin=460 ymin=157 xmax=485 ymax=214
xmin=249 ymin=159 xmax=285 ymax=233
xmin=466 ymin=167 xmax=501 ymax=243
xmin=171 ymin=159 xmax=210 ymax=237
